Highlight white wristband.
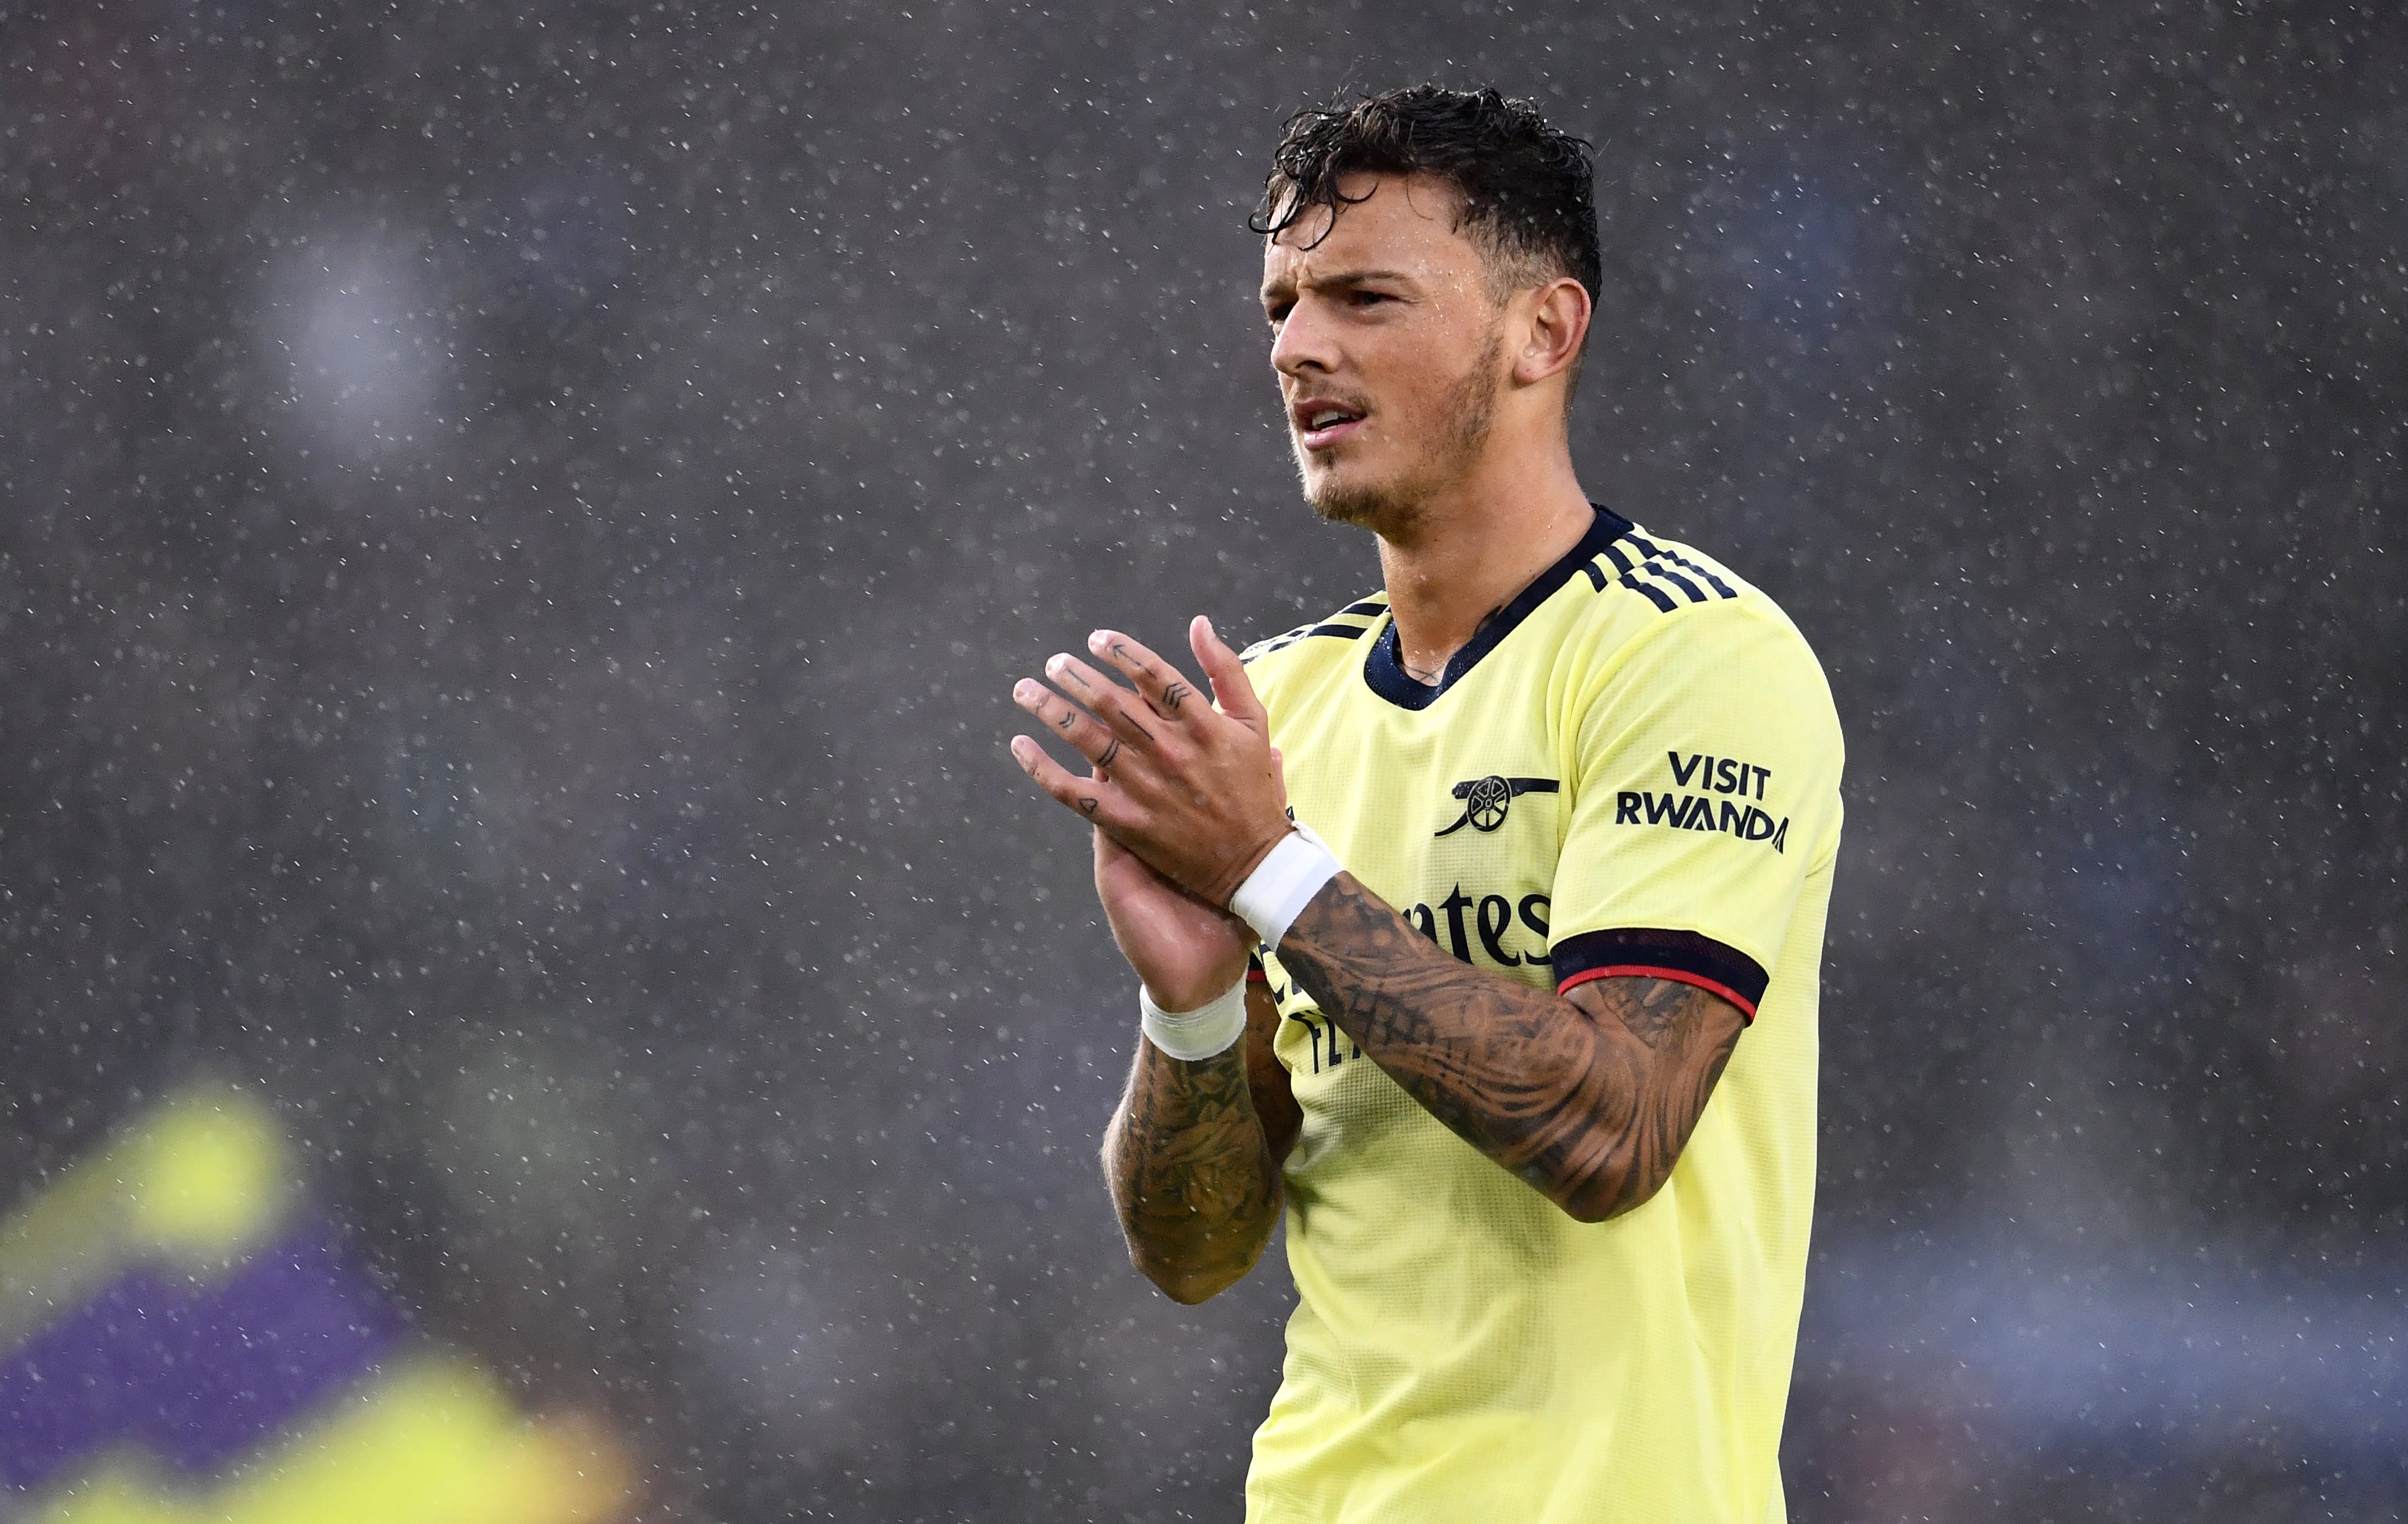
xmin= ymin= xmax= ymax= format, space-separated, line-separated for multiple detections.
xmin=1228 ymin=831 xmax=1342 ymax=952
xmin=1139 ymin=978 xmax=1249 ymax=1062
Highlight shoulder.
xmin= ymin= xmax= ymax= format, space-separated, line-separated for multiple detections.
xmin=1237 ymin=591 xmax=1389 ymax=691
xmin=1564 ymin=520 xmax=1759 ymax=632
xmin=1567 ymin=523 xmax=1824 ymax=679
xmin=1554 ymin=521 xmax=1840 ymax=749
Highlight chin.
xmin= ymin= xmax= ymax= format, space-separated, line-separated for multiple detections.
xmin=1303 ymin=463 xmax=1422 ymax=538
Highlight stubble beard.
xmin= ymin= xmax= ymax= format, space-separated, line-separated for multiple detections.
xmin=1298 ymin=330 xmax=1504 ymax=541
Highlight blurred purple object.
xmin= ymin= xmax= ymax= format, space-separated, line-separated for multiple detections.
xmin=0 ymin=1219 xmax=404 ymax=1493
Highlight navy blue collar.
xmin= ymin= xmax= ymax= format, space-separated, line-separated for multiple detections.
xmin=1362 ymin=504 xmax=1634 ymax=712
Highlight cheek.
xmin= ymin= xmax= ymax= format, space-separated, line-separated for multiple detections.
xmin=1371 ymin=325 xmax=1483 ymax=413
xmin=1374 ymin=369 xmax=1450 ymax=437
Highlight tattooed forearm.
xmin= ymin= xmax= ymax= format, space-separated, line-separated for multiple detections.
xmin=1272 ymin=873 xmax=1744 ymax=1222
xmin=1102 ymin=1035 xmax=1283 ymax=1303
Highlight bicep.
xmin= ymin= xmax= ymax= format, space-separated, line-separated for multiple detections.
xmin=1563 ymin=974 xmax=1745 ymax=1173
xmin=1243 ymin=982 xmax=1301 ymax=1165
xmin=1563 ymin=973 xmax=1747 ymax=1058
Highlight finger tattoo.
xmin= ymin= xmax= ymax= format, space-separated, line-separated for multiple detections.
xmin=1080 ymin=796 xmax=1101 ymax=817
xmin=1160 ymin=681 xmax=1191 ymax=712
xmin=1096 ymin=737 xmax=1122 ymax=768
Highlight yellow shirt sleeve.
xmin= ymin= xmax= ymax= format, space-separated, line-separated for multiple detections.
xmin=1546 ymin=597 xmax=1844 ymax=1015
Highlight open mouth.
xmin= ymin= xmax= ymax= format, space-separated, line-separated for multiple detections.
xmin=1293 ymin=402 xmax=1367 ymax=452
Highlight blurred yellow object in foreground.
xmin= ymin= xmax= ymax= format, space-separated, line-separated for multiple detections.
xmin=31 ymin=1355 xmax=635 ymax=1524
xmin=1 ymin=1092 xmax=292 ymax=1347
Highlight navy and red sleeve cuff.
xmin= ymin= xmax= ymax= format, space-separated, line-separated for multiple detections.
xmin=1550 ymin=928 xmax=1769 ymax=1021
xmin=1246 ymin=951 xmax=1269 ymax=983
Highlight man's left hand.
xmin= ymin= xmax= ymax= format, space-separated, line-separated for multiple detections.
xmin=1009 ymin=616 xmax=1292 ymax=908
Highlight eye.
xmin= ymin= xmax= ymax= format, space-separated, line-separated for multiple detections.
xmin=1264 ymin=301 xmax=1293 ymax=326
xmin=1349 ymin=290 xmax=1393 ymax=308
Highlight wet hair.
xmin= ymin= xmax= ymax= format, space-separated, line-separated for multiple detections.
xmin=1251 ymin=85 xmax=1601 ymax=311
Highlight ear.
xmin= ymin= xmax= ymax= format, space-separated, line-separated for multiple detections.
xmin=1510 ymin=276 xmax=1592 ymax=387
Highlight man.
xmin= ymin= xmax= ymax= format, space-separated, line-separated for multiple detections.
xmin=1008 ymin=86 xmax=1843 ymax=1523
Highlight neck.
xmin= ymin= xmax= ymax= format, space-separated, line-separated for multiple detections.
xmin=1375 ymin=440 xmax=1593 ymax=684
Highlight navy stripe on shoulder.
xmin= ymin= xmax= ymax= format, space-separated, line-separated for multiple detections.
xmin=1671 ymin=552 xmax=1737 ymax=600
xmin=1628 ymin=534 xmax=1739 ymax=600
xmin=1653 ymin=562 xmax=1709 ymax=603
xmin=1619 ymin=573 xmax=1679 ymax=613
xmin=1588 ymin=531 xmax=1705 ymax=610
xmin=1362 ymin=504 xmax=1635 ymax=710
xmin=1541 ymin=521 xmax=1743 ymax=617
xmin=1241 ymin=608 xmax=1381 ymax=664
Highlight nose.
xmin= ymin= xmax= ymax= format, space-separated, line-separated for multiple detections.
xmin=1270 ymin=298 xmax=1337 ymax=381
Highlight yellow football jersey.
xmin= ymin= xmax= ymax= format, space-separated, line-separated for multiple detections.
xmin=1240 ymin=505 xmax=1845 ymax=1524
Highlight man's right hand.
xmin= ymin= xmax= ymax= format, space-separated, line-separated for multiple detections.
xmin=1086 ymin=755 xmax=1298 ymax=1307
xmin=1093 ymin=815 xmax=1252 ymax=1012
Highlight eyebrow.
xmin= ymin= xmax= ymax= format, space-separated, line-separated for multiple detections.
xmin=1259 ymin=267 xmax=1418 ymax=303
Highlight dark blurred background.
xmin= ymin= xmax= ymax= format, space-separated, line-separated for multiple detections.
xmin=2 ymin=2 xmax=2402 ymax=1518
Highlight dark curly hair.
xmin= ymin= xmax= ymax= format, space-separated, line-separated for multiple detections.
xmin=1251 ymin=85 xmax=1601 ymax=310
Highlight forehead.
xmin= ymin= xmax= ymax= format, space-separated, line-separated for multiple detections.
xmin=1260 ymin=173 xmax=1482 ymax=288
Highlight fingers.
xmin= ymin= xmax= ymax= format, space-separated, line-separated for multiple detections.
xmin=1191 ymin=615 xmax=1267 ymax=734
xmin=1011 ymin=676 xmax=1130 ymax=767
xmin=1087 ymin=629 xmax=1201 ymax=720
xmin=1008 ymin=733 xmax=1122 ymax=825
xmin=1041 ymin=652 xmax=1157 ymax=750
